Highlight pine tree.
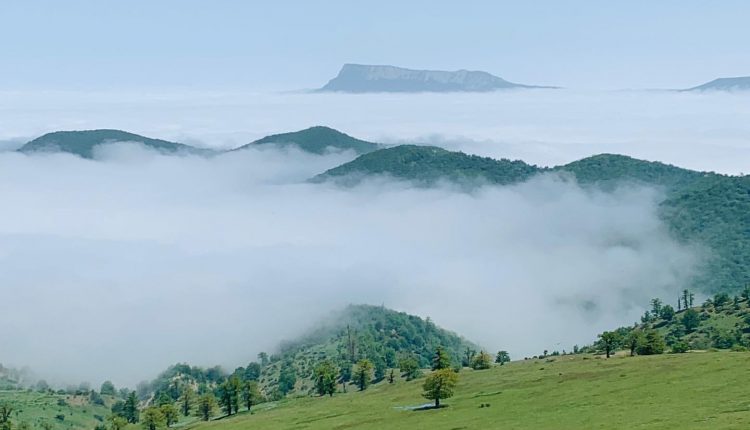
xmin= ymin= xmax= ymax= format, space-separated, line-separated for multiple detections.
xmin=432 ymin=346 xmax=451 ymax=370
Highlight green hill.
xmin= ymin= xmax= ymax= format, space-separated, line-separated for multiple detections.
xmin=316 ymin=149 xmax=748 ymax=294
xmin=235 ymin=126 xmax=380 ymax=155
xmin=18 ymin=129 xmax=210 ymax=159
xmin=314 ymin=144 xmax=541 ymax=186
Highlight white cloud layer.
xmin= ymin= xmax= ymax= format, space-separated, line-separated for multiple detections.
xmin=0 ymin=144 xmax=698 ymax=387
xmin=2 ymin=89 xmax=750 ymax=174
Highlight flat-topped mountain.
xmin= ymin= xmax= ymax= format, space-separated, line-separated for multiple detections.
xmin=318 ymin=64 xmax=550 ymax=93
xmin=18 ymin=129 xmax=209 ymax=159
xmin=684 ymin=76 xmax=750 ymax=92
xmin=234 ymin=126 xmax=379 ymax=155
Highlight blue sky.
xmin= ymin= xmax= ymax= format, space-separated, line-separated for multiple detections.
xmin=1 ymin=0 xmax=749 ymax=89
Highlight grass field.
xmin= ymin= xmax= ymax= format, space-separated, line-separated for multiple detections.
xmin=188 ymin=351 xmax=750 ymax=430
xmin=0 ymin=391 xmax=110 ymax=430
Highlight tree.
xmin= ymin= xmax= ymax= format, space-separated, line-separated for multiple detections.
xmin=659 ymin=305 xmax=675 ymax=321
xmin=432 ymin=346 xmax=451 ymax=370
xmin=353 ymin=359 xmax=374 ymax=391
xmin=124 ymin=392 xmax=140 ymax=423
xmin=241 ymin=381 xmax=261 ymax=411
xmin=278 ymin=362 xmax=297 ymax=395
xmin=462 ymin=347 xmax=477 ymax=367
xmin=682 ymin=289 xmax=690 ymax=309
xmin=244 ymin=362 xmax=262 ymax=381
xmin=650 ymin=298 xmax=663 ymax=317
xmin=160 ymin=404 xmax=178 ymax=428
xmin=625 ymin=330 xmax=644 ymax=357
xmin=313 ymin=360 xmax=338 ymax=397
xmin=0 ymin=403 xmax=13 ymax=430
xmin=598 ymin=331 xmax=621 ymax=358
xmin=179 ymin=385 xmax=194 ymax=417
xmin=495 ymin=350 xmax=510 ymax=365
xmin=196 ymin=394 xmax=216 ymax=421
xmin=338 ymin=361 xmax=352 ymax=393
xmin=398 ymin=356 xmax=422 ymax=381
xmin=140 ymin=407 xmax=165 ymax=430
xmin=470 ymin=351 xmax=493 ymax=370
xmin=636 ymin=330 xmax=666 ymax=355
xmin=257 ymin=352 xmax=269 ymax=367
xmin=100 ymin=381 xmax=116 ymax=396
xmin=107 ymin=415 xmax=128 ymax=430
xmin=422 ymin=369 xmax=458 ymax=408
xmin=218 ymin=377 xmax=241 ymax=416
xmin=388 ymin=369 xmax=395 ymax=384
xmin=682 ymin=308 xmax=700 ymax=332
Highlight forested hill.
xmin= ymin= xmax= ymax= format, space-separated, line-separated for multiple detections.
xmin=315 ymin=147 xmax=749 ymax=295
xmin=17 ymin=129 xmax=210 ymax=159
xmin=313 ymin=144 xmax=542 ymax=186
xmin=139 ymin=305 xmax=479 ymax=403
xmin=234 ymin=126 xmax=380 ymax=155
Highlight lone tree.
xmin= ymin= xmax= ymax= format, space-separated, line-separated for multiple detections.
xmin=422 ymin=369 xmax=458 ymax=408
xmin=650 ymin=298 xmax=663 ymax=316
xmin=196 ymin=393 xmax=216 ymax=421
xmin=495 ymin=350 xmax=510 ymax=365
xmin=598 ymin=331 xmax=621 ymax=358
xmin=471 ymin=351 xmax=493 ymax=370
xmin=353 ymin=359 xmax=374 ymax=391
xmin=313 ymin=360 xmax=338 ymax=397
xmin=432 ymin=346 xmax=451 ymax=370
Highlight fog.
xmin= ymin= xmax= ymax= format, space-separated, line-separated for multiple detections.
xmin=2 ymin=89 xmax=750 ymax=174
xmin=0 ymin=141 xmax=699 ymax=387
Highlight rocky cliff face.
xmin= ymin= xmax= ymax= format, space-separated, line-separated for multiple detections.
xmin=319 ymin=64 xmax=545 ymax=93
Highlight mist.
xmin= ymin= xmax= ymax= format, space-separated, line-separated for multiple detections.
xmin=0 ymin=142 xmax=699 ymax=387
xmin=2 ymin=89 xmax=750 ymax=174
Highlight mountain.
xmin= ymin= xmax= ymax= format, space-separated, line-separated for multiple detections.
xmin=318 ymin=64 xmax=551 ymax=93
xmin=316 ymin=148 xmax=748 ymax=294
xmin=18 ymin=129 xmax=210 ymax=159
xmin=235 ymin=126 xmax=380 ymax=155
xmin=313 ymin=145 xmax=542 ymax=186
xmin=684 ymin=76 xmax=750 ymax=92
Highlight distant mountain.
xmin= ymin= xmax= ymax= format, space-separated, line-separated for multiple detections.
xmin=313 ymin=144 xmax=542 ymax=185
xmin=684 ymin=76 xmax=750 ymax=92
xmin=316 ymin=148 xmax=749 ymax=295
xmin=235 ymin=126 xmax=380 ymax=155
xmin=18 ymin=129 xmax=210 ymax=159
xmin=318 ymin=64 xmax=551 ymax=93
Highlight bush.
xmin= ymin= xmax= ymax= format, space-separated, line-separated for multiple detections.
xmin=671 ymin=341 xmax=689 ymax=353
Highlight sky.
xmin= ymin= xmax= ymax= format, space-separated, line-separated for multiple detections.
xmin=1 ymin=0 xmax=750 ymax=90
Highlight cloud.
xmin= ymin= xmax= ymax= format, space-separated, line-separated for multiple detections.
xmin=2 ymin=89 xmax=750 ymax=174
xmin=0 ymin=144 xmax=698 ymax=387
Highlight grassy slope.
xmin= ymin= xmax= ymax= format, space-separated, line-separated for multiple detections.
xmin=190 ymin=352 xmax=750 ymax=430
xmin=0 ymin=391 xmax=111 ymax=429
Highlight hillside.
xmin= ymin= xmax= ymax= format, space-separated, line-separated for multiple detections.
xmin=684 ymin=76 xmax=750 ymax=92
xmin=316 ymin=149 xmax=748 ymax=294
xmin=313 ymin=145 xmax=542 ymax=186
xmin=186 ymin=351 xmax=750 ymax=429
xmin=318 ymin=64 xmax=549 ymax=93
xmin=140 ymin=305 xmax=478 ymax=403
xmin=235 ymin=126 xmax=379 ymax=155
xmin=18 ymin=130 xmax=209 ymax=159
xmin=0 ymin=390 xmax=113 ymax=430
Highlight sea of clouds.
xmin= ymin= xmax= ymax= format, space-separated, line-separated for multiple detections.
xmin=0 ymin=88 xmax=744 ymax=386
